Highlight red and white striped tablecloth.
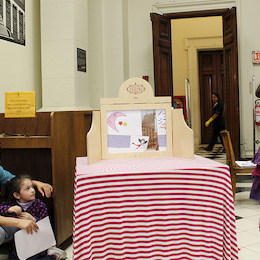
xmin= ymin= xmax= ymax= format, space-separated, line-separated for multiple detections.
xmin=73 ymin=155 xmax=238 ymax=260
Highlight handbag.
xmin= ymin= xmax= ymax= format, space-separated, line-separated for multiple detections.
xmin=256 ymin=84 xmax=260 ymax=98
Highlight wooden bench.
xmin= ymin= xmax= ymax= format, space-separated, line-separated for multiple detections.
xmin=0 ymin=111 xmax=92 ymax=245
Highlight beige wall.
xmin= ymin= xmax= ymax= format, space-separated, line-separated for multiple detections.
xmin=0 ymin=1 xmax=42 ymax=111
xmin=127 ymin=0 xmax=156 ymax=88
xmin=239 ymin=0 xmax=260 ymax=157
xmin=171 ymin=16 xmax=223 ymax=146
xmin=1 ymin=0 xmax=260 ymax=157
xmin=40 ymin=0 xmax=90 ymax=111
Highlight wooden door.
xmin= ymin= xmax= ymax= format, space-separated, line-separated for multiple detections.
xmin=151 ymin=8 xmax=240 ymax=158
xmin=199 ymin=50 xmax=224 ymax=144
xmin=150 ymin=13 xmax=173 ymax=104
xmin=222 ymin=7 xmax=240 ymax=158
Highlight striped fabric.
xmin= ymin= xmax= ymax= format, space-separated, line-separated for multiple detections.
xmin=73 ymin=156 xmax=238 ymax=260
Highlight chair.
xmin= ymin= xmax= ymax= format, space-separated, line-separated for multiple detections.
xmin=220 ymin=130 xmax=254 ymax=199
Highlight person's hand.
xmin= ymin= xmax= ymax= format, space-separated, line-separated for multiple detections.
xmin=205 ymin=120 xmax=210 ymax=127
xmin=205 ymin=117 xmax=214 ymax=127
xmin=18 ymin=212 xmax=35 ymax=222
xmin=32 ymin=181 xmax=53 ymax=198
xmin=16 ymin=219 xmax=39 ymax=234
xmin=39 ymin=183 xmax=53 ymax=198
xmin=7 ymin=206 xmax=22 ymax=215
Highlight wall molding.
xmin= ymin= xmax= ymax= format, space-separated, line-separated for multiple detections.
xmin=152 ymin=0 xmax=237 ymax=14
xmin=184 ymin=35 xmax=223 ymax=145
xmin=185 ymin=35 xmax=223 ymax=49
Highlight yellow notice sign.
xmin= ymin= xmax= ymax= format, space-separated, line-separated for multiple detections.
xmin=5 ymin=91 xmax=35 ymax=118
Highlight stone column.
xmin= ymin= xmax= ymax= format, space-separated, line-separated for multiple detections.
xmin=39 ymin=0 xmax=91 ymax=111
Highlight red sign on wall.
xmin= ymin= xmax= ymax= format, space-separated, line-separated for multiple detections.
xmin=252 ymin=51 xmax=260 ymax=64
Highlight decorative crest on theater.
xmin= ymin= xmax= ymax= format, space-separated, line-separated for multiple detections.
xmin=127 ymin=83 xmax=145 ymax=94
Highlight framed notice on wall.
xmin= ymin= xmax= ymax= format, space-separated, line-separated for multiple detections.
xmin=5 ymin=91 xmax=35 ymax=118
xmin=252 ymin=51 xmax=260 ymax=64
xmin=77 ymin=48 xmax=86 ymax=72
xmin=0 ymin=0 xmax=26 ymax=45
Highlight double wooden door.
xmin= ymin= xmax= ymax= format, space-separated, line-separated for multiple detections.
xmin=151 ymin=7 xmax=240 ymax=158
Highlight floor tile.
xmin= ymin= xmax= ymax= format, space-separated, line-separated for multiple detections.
xmin=238 ymin=247 xmax=260 ymax=260
xmin=235 ymin=199 xmax=257 ymax=206
xmin=247 ymin=227 xmax=260 ymax=236
xmin=235 ymin=208 xmax=260 ymax=218
xmin=236 ymin=218 xmax=259 ymax=231
xmin=247 ymin=203 xmax=260 ymax=211
xmin=65 ymin=244 xmax=73 ymax=259
xmin=235 ymin=191 xmax=251 ymax=200
xmin=247 ymin=242 xmax=260 ymax=253
xmin=237 ymin=231 xmax=260 ymax=247
xmin=247 ymin=214 xmax=260 ymax=222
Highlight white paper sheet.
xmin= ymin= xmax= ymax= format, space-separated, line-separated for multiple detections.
xmin=14 ymin=216 xmax=56 ymax=260
xmin=235 ymin=160 xmax=256 ymax=168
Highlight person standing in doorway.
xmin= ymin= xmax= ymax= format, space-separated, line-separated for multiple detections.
xmin=204 ymin=92 xmax=226 ymax=151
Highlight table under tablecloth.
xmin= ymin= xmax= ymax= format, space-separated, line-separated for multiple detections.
xmin=73 ymin=155 xmax=238 ymax=260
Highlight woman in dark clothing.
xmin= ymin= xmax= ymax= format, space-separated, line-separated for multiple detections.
xmin=204 ymin=92 xmax=226 ymax=151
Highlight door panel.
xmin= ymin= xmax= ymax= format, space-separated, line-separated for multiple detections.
xmin=223 ymin=7 xmax=240 ymax=158
xmin=199 ymin=51 xmax=224 ymax=144
xmin=150 ymin=13 xmax=173 ymax=104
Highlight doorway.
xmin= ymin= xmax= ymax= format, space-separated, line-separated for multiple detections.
xmin=151 ymin=8 xmax=240 ymax=158
xmin=199 ymin=50 xmax=224 ymax=144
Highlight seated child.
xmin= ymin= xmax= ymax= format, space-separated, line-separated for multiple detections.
xmin=0 ymin=175 xmax=67 ymax=260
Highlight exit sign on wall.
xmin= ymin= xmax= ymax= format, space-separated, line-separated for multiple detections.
xmin=252 ymin=51 xmax=260 ymax=64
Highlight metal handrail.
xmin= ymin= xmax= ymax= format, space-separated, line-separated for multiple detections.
xmin=185 ymin=78 xmax=191 ymax=128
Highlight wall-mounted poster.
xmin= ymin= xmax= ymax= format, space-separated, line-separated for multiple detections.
xmin=0 ymin=0 xmax=25 ymax=45
xmin=77 ymin=48 xmax=86 ymax=72
xmin=5 ymin=91 xmax=35 ymax=118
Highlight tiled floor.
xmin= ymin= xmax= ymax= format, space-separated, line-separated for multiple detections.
xmin=1 ymin=144 xmax=259 ymax=259
xmin=65 ymin=244 xmax=73 ymax=260
xmin=194 ymin=143 xmax=227 ymax=164
xmin=196 ymin=143 xmax=260 ymax=260
xmin=235 ymin=191 xmax=260 ymax=259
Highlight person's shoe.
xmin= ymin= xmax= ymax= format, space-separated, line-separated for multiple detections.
xmin=47 ymin=246 xmax=67 ymax=259
xmin=204 ymin=147 xmax=212 ymax=151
